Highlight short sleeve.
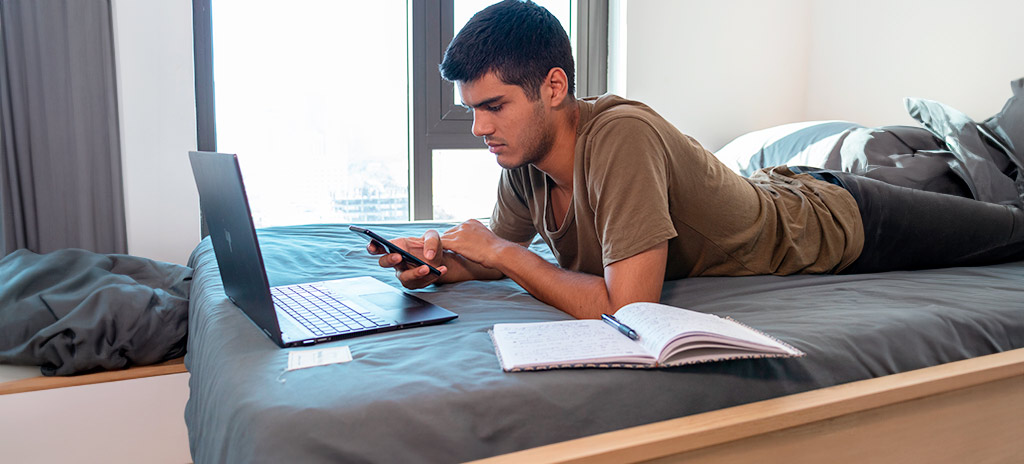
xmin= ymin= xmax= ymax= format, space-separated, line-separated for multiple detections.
xmin=584 ymin=117 xmax=678 ymax=265
xmin=489 ymin=168 xmax=537 ymax=243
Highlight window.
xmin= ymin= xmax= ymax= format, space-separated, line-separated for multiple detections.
xmin=193 ymin=0 xmax=607 ymax=227
xmin=198 ymin=0 xmax=409 ymax=227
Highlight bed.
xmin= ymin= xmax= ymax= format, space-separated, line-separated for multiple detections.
xmin=184 ymin=222 xmax=1024 ymax=463
xmin=185 ymin=80 xmax=1024 ymax=462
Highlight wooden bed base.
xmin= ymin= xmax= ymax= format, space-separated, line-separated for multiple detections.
xmin=474 ymin=348 xmax=1024 ymax=463
xmin=8 ymin=351 xmax=1017 ymax=462
xmin=0 ymin=357 xmax=187 ymax=395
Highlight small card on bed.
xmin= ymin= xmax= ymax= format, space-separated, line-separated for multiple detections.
xmin=286 ymin=345 xmax=353 ymax=371
xmin=490 ymin=302 xmax=804 ymax=371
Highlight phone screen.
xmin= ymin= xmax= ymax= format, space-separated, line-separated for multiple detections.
xmin=349 ymin=225 xmax=442 ymax=276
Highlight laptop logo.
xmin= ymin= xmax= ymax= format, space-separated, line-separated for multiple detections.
xmin=224 ymin=229 xmax=233 ymax=253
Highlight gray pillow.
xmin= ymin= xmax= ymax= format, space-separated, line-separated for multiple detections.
xmin=713 ymin=121 xmax=860 ymax=176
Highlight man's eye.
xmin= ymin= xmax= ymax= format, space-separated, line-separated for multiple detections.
xmin=487 ymin=105 xmax=502 ymax=112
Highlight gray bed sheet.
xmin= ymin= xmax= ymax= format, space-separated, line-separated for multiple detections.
xmin=184 ymin=222 xmax=1024 ymax=463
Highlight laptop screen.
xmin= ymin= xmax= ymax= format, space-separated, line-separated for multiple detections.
xmin=189 ymin=151 xmax=283 ymax=343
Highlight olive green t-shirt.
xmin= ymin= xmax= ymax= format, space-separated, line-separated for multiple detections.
xmin=490 ymin=95 xmax=864 ymax=279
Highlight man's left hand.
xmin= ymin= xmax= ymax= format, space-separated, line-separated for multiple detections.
xmin=440 ymin=219 xmax=513 ymax=269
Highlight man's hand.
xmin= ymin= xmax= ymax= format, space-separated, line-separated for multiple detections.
xmin=368 ymin=228 xmax=504 ymax=288
xmin=439 ymin=219 xmax=515 ymax=269
xmin=367 ymin=230 xmax=447 ymax=289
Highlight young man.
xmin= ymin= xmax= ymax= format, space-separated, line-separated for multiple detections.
xmin=371 ymin=0 xmax=1024 ymax=320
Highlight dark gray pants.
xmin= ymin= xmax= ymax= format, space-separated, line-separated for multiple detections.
xmin=793 ymin=168 xmax=1024 ymax=274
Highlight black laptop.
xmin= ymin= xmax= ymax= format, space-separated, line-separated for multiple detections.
xmin=188 ymin=151 xmax=457 ymax=348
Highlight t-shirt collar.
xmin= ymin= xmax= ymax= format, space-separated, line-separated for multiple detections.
xmin=576 ymin=98 xmax=595 ymax=138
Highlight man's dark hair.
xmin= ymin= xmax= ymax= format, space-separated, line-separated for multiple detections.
xmin=439 ymin=0 xmax=575 ymax=100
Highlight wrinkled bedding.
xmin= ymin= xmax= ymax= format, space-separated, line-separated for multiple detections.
xmin=715 ymin=78 xmax=1024 ymax=206
xmin=184 ymin=223 xmax=1024 ymax=463
xmin=0 ymin=248 xmax=191 ymax=376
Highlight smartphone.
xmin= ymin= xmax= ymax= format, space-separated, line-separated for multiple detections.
xmin=349 ymin=225 xmax=442 ymax=276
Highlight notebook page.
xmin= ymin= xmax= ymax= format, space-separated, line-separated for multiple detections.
xmin=491 ymin=320 xmax=654 ymax=369
xmin=616 ymin=303 xmax=788 ymax=360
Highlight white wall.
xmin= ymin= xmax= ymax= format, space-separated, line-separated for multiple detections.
xmin=622 ymin=0 xmax=812 ymax=151
xmin=619 ymin=0 xmax=1024 ymax=151
xmin=804 ymin=0 xmax=1024 ymax=127
xmin=113 ymin=0 xmax=200 ymax=265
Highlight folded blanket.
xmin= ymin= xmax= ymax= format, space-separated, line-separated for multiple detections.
xmin=0 ymin=248 xmax=191 ymax=376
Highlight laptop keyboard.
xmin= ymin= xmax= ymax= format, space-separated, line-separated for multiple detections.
xmin=271 ymin=283 xmax=390 ymax=337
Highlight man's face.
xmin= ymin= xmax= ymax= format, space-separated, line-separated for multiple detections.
xmin=457 ymin=72 xmax=555 ymax=170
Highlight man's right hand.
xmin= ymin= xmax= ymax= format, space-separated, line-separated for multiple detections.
xmin=368 ymin=229 xmax=447 ymax=289
xmin=367 ymin=226 xmax=506 ymax=288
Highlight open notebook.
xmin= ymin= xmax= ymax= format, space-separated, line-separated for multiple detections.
xmin=490 ymin=302 xmax=804 ymax=371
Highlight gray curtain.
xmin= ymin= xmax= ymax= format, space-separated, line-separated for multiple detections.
xmin=0 ymin=0 xmax=126 ymax=257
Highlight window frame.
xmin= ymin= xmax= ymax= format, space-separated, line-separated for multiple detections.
xmin=192 ymin=0 xmax=607 ymax=222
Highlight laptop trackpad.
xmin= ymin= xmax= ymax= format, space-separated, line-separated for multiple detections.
xmin=360 ymin=292 xmax=426 ymax=311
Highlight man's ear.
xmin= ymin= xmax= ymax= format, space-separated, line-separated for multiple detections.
xmin=543 ymin=67 xmax=569 ymax=107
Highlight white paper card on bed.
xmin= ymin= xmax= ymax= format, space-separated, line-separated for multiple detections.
xmin=490 ymin=302 xmax=804 ymax=371
xmin=286 ymin=345 xmax=353 ymax=372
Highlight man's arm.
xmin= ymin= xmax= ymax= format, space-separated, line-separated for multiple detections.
xmin=441 ymin=219 xmax=667 ymax=319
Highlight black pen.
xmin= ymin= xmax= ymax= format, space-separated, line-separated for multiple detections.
xmin=601 ymin=313 xmax=639 ymax=340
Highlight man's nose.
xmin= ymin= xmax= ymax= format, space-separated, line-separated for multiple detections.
xmin=472 ymin=113 xmax=494 ymax=137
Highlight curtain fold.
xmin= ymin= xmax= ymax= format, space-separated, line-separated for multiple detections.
xmin=0 ymin=0 xmax=126 ymax=257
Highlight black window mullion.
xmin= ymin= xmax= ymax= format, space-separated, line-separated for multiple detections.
xmin=576 ymin=0 xmax=608 ymax=98
xmin=192 ymin=0 xmax=214 ymax=237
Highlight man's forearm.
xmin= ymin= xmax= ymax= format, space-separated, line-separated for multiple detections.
xmin=437 ymin=220 xmax=666 ymax=317
xmin=490 ymin=243 xmax=612 ymax=319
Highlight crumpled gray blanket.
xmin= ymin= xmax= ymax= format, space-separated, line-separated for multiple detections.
xmin=0 ymin=248 xmax=192 ymax=376
xmin=719 ymin=78 xmax=1024 ymax=207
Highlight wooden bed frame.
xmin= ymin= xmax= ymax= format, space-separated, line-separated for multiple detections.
xmin=474 ymin=347 xmax=1024 ymax=463
xmin=5 ymin=350 xmax=1018 ymax=462
xmin=0 ymin=357 xmax=187 ymax=395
